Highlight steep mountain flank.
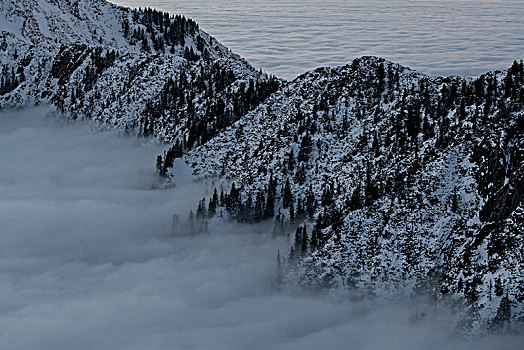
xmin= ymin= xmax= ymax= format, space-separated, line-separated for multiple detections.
xmin=0 ymin=0 xmax=280 ymax=152
xmin=186 ymin=57 xmax=524 ymax=334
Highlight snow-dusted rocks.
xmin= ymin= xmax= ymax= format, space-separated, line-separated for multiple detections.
xmin=186 ymin=56 xmax=524 ymax=335
xmin=1 ymin=0 xmax=279 ymax=146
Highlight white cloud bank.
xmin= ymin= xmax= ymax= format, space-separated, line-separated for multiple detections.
xmin=112 ymin=0 xmax=524 ymax=80
xmin=0 ymin=109 xmax=522 ymax=349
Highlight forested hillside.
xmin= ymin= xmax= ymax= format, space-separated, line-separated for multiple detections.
xmin=186 ymin=56 xmax=524 ymax=335
xmin=0 ymin=0 xmax=280 ymax=154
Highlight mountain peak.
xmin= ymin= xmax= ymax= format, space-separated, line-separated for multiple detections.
xmin=1 ymin=0 xmax=280 ymax=146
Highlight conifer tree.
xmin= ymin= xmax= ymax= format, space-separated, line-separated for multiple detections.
xmin=310 ymin=226 xmax=319 ymax=253
xmin=276 ymin=250 xmax=283 ymax=286
xmin=288 ymin=246 xmax=296 ymax=264
xmin=254 ymin=191 xmax=265 ymax=222
xmin=282 ymin=178 xmax=293 ymax=208
xmin=305 ymin=185 xmax=316 ymax=218
xmin=490 ymin=295 xmax=512 ymax=333
xmin=156 ymin=155 xmax=164 ymax=176
xmin=294 ymin=226 xmax=302 ymax=257
xmin=300 ymin=226 xmax=309 ymax=256
xmin=188 ymin=210 xmax=195 ymax=235
xmin=208 ymin=187 xmax=219 ymax=217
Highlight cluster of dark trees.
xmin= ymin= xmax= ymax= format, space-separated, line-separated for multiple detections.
xmin=50 ymin=45 xmax=118 ymax=113
xmin=337 ymin=58 xmax=524 ymax=210
xmin=125 ymin=7 xmax=204 ymax=59
xmin=155 ymin=72 xmax=280 ymax=175
xmin=288 ymin=225 xmax=312 ymax=262
xmin=125 ymin=9 xmax=282 ymax=151
xmin=0 ymin=63 xmax=24 ymax=95
xmin=471 ymin=60 xmax=524 ymax=200
xmin=51 ymin=44 xmax=89 ymax=85
xmin=194 ymin=179 xmax=278 ymax=223
xmin=50 ymin=5 xmax=217 ymax=117
xmin=82 ymin=48 xmax=117 ymax=91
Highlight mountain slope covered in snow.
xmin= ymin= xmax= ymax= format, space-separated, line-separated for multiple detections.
xmin=0 ymin=0 xmax=280 ymax=153
xmin=186 ymin=56 xmax=524 ymax=335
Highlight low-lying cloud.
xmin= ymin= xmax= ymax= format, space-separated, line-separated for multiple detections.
xmin=0 ymin=109 xmax=522 ymax=349
xmin=111 ymin=0 xmax=524 ymax=80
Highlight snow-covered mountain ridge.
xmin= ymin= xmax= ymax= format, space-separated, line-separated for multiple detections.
xmin=186 ymin=56 xmax=524 ymax=335
xmin=1 ymin=0 xmax=280 ymax=149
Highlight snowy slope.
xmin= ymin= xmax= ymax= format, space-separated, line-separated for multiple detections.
xmin=0 ymin=0 xmax=131 ymax=48
xmin=0 ymin=0 xmax=279 ymax=145
xmin=186 ymin=56 xmax=524 ymax=335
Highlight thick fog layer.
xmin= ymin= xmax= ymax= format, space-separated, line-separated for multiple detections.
xmin=0 ymin=109 xmax=522 ymax=349
xmin=111 ymin=0 xmax=524 ymax=80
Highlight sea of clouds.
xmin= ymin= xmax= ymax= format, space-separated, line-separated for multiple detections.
xmin=111 ymin=0 xmax=524 ymax=80
xmin=1 ymin=110 xmax=523 ymax=349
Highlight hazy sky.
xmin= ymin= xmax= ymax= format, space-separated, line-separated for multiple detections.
xmin=1 ymin=109 xmax=523 ymax=349
xmin=111 ymin=0 xmax=524 ymax=80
